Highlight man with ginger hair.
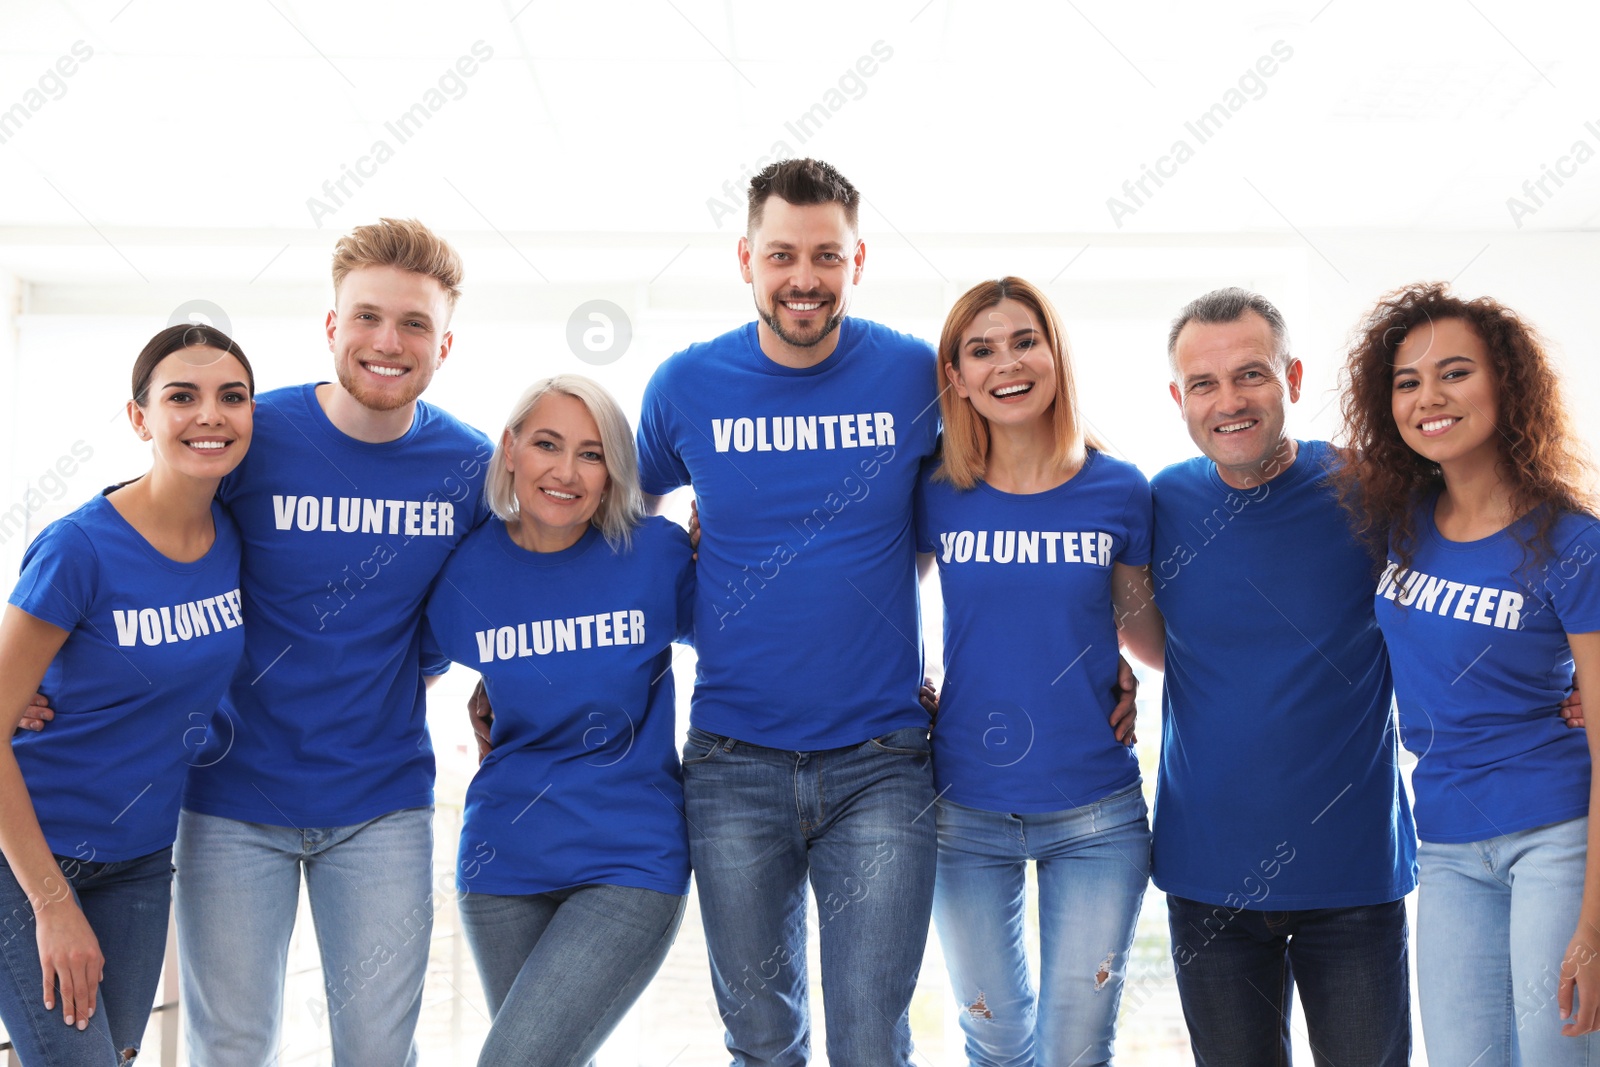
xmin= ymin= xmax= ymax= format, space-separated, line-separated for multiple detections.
xmin=176 ymin=218 xmax=492 ymax=1065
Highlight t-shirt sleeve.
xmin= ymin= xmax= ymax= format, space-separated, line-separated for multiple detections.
xmin=421 ymin=573 xmax=463 ymax=671
xmin=672 ymin=530 xmax=696 ymax=646
xmin=1551 ymin=514 xmax=1600 ymax=634
xmin=913 ymin=466 xmax=935 ymax=555
xmin=636 ymin=369 xmax=690 ymax=496
xmin=1117 ymin=470 xmax=1154 ymax=567
xmin=466 ymin=482 xmax=494 ymax=533
xmin=7 ymin=520 xmax=98 ymax=632
xmin=419 ymin=620 xmax=451 ymax=676
xmin=909 ymin=344 xmax=942 ymax=458
xmin=466 ymin=432 xmax=496 ymax=532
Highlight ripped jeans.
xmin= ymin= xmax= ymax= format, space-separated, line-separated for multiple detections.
xmin=932 ymin=783 xmax=1150 ymax=1067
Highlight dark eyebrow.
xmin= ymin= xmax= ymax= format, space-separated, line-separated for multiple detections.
xmin=763 ymin=240 xmax=843 ymax=251
xmin=162 ymin=381 xmax=249 ymax=391
xmin=965 ymin=327 xmax=1037 ymax=350
xmin=1395 ymin=355 xmax=1474 ymax=378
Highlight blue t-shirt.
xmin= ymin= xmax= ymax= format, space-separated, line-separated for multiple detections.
xmin=1378 ymin=505 xmax=1600 ymax=843
xmin=915 ymin=450 xmax=1150 ymax=811
xmin=9 ymin=494 xmax=244 ymax=862
xmin=183 ymin=384 xmax=492 ymax=827
xmin=425 ymin=517 xmax=694 ymax=896
xmin=636 ymin=318 xmax=941 ymax=749
xmin=1151 ymin=441 xmax=1417 ymax=909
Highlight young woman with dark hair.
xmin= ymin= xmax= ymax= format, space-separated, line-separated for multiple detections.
xmin=0 ymin=324 xmax=253 ymax=1064
xmin=1336 ymin=282 xmax=1600 ymax=1063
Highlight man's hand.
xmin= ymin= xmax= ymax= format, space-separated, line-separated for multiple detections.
xmin=1109 ymin=655 xmax=1138 ymax=746
xmin=688 ymin=498 xmax=700 ymax=560
xmin=15 ymin=692 xmax=52 ymax=734
xmin=1561 ymin=686 xmax=1584 ymax=730
xmin=919 ymin=676 xmax=939 ymax=722
xmin=467 ymin=679 xmax=493 ymax=763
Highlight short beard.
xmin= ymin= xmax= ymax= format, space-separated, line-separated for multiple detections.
xmin=757 ymin=296 xmax=845 ymax=349
xmin=334 ymin=360 xmax=423 ymax=412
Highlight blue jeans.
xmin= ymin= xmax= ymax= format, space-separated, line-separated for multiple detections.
xmin=0 ymin=847 xmax=172 ymax=1066
xmin=1167 ymin=894 xmax=1410 ymax=1066
xmin=173 ymin=807 xmax=434 ymax=1067
xmin=933 ymin=785 xmax=1150 ymax=1067
xmin=682 ymin=725 xmax=937 ymax=1066
xmin=1418 ymin=816 xmax=1600 ymax=1066
xmin=458 ymin=884 xmax=686 ymax=1066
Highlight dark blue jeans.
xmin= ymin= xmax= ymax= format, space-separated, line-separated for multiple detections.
xmin=1166 ymin=894 xmax=1411 ymax=1066
xmin=682 ymin=725 xmax=937 ymax=1066
xmin=0 ymin=847 xmax=173 ymax=1066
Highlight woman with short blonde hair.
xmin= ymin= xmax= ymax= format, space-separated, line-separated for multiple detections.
xmin=426 ymin=374 xmax=693 ymax=1066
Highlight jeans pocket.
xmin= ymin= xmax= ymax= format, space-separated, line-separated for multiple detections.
xmin=867 ymin=725 xmax=931 ymax=757
xmin=681 ymin=727 xmax=727 ymax=765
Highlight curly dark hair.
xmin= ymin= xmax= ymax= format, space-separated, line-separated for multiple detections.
xmin=1333 ymin=281 xmax=1594 ymax=583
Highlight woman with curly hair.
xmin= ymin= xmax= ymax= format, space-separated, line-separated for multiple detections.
xmin=1336 ymin=281 xmax=1600 ymax=1063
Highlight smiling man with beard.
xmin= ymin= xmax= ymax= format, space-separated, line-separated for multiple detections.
xmin=635 ymin=159 xmax=941 ymax=1065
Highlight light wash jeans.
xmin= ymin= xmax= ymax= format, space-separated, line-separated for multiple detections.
xmin=174 ymin=806 xmax=434 ymax=1067
xmin=458 ymin=883 xmax=685 ymax=1067
xmin=681 ymin=724 xmax=938 ymax=1066
xmin=1418 ymin=815 xmax=1600 ymax=1066
xmin=0 ymin=847 xmax=172 ymax=1066
xmin=933 ymin=784 xmax=1150 ymax=1067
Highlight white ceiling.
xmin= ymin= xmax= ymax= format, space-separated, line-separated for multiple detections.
xmin=0 ymin=0 xmax=1596 ymax=288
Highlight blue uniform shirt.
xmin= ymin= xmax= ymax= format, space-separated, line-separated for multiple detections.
xmin=426 ymin=517 xmax=695 ymax=896
xmin=1151 ymin=441 xmax=1417 ymax=909
xmin=1379 ymin=506 xmax=1600 ymax=843
xmin=10 ymin=494 xmax=244 ymax=861
xmin=915 ymin=450 xmax=1150 ymax=811
xmin=636 ymin=318 xmax=940 ymax=749
xmin=183 ymin=384 xmax=492 ymax=827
